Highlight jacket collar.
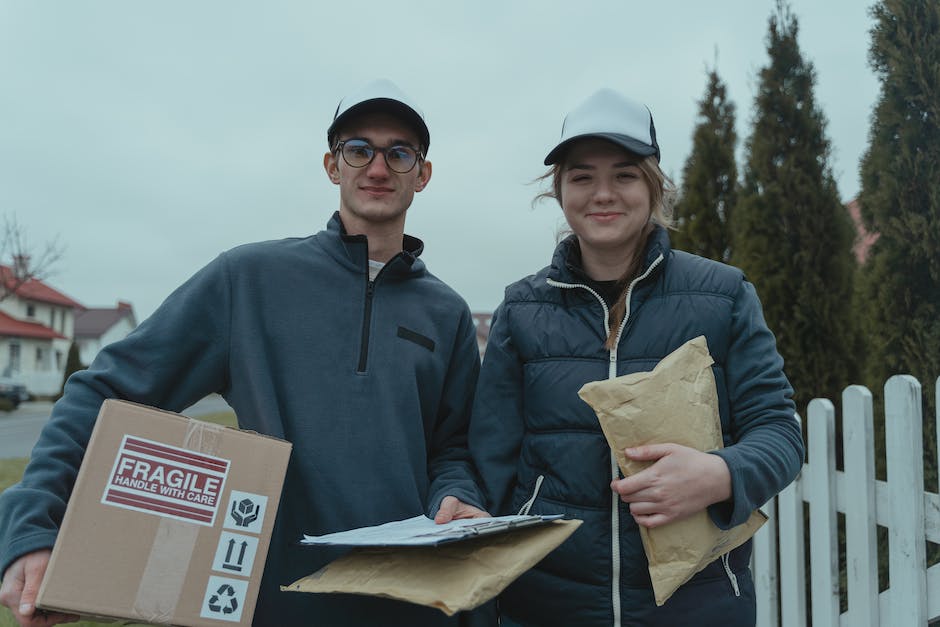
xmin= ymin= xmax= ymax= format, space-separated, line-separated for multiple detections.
xmin=548 ymin=224 xmax=671 ymax=285
xmin=323 ymin=211 xmax=426 ymax=279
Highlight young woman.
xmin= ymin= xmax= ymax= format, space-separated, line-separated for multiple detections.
xmin=469 ymin=89 xmax=804 ymax=626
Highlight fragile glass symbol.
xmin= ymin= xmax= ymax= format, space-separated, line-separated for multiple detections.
xmin=207 ymin=584 xmax=239 ymax=615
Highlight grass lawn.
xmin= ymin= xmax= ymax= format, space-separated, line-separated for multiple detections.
xmin=0 ymin=410 xmax=237 ymax=627
xmin=0 ymin=458 xmax=28 ymax=495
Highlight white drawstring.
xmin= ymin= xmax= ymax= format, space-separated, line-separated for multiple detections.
xmin=721 ymin=553 xmax=741 ymax=597
xmin=518 ymin=475 xmax=545 ymax=516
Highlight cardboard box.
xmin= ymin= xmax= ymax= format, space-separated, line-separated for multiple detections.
xmin=36 ymin=399 xmax=292 ymax=626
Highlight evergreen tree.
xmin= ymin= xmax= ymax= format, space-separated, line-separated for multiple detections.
xmin=673 ymin=68 xmax=737 ymax=262
xmin=57 ymin=341 xmax=85 ymax=400
xmin=856 ymin=0 xmax=939 ymax=487
xmin=730 ymin=2 xmax=857 ymax=414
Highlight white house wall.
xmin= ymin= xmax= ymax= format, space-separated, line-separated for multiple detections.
xmin=78 ymin=316 xmax=136 ymax=366
xmin=77 ymin=338 xmax=102 ymax=369
xmin=0 ymin=337 xmax=20 ymax=377
xmin=100 ymin=317 xmax=135 ymax=353
xmin=0 ymin=335 xmax=69 ymax=396
xmin=0 ymin=298 xmax=20 ymax=319
xmin=0 ymin=293 xmax=78 ymax=397
xmin=0 ymin=298 xmax=74 ymax=338
xmin=29 ymin=337 xmax=70 ymax=396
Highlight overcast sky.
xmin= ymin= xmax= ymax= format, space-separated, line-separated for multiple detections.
xmin=2 ymin=0 xmax=879 ymax=322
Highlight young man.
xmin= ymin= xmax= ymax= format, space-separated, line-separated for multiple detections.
xmin=0 ymin=79 xmax=488 ymax=627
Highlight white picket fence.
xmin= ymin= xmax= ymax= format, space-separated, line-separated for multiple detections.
xmin=753 ymin=375 xmax=940 ymax=626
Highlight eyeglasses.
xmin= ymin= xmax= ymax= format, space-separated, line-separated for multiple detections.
xmin=334 ymin=139 xmax=423 ymax=174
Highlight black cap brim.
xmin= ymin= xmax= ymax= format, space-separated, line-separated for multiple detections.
xmin=328 ymin=98 xmax=430 ymax=151
xmin=544 ymin=132 xmax=659 ymax=166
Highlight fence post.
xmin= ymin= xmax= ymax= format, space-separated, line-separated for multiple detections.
xmin=933 ymin=376 xmax=940 ymax=620
xmin=808 ymin=398 xmax=839 ymax=626
xmin=754 ymin=497 xmax=777 ymax=627
xmin=778 ymin=471 xmax=806 ymax=627
xmin=842 ymin=385 xmax=878 ymax=627
xmin=885 ymin=375 xmax=927 ymax=625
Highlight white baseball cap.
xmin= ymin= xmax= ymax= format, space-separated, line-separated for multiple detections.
xmin=544 ymin=88 xmax=660 ymax=165
xmin=327 ymin=79 xmax=430 ymax=151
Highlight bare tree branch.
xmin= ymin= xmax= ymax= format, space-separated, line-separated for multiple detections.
xmin=0 ymin=215 xmax=65 ymax=303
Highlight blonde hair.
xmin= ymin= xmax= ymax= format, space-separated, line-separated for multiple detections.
xmin=533 ymin=149 xmax=678 ymax=349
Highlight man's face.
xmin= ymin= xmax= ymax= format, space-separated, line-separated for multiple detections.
xmin=323 ymin=112 xmax=432 ymax=230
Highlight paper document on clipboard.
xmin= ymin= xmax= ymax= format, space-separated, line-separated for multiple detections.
xmin=300 ymin=514 xmax=565 ymax=547
xmin=286 ymin=514 xmax=581 ymax=615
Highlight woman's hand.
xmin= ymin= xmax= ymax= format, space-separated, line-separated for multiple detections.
xmin=610 ymin=443 xmax=731 ymax=528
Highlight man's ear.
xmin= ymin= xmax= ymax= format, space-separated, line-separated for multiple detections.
xmin=324 ymin=151 xmax=341 ymax=184
xmin=415 ymin=160 xmax=432 ymax=192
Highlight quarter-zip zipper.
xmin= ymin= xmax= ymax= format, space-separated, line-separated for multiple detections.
xmin=546 ymin=252 xmax=663 ymax=627
xmin=357 ymin=279 xmax=375 ymax=373
xmin=357 ymin=258 xmax=394 ymax=374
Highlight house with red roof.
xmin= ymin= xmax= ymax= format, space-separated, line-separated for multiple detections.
xmin=846 ymin=198 xmax=879 ymax=264
xmin=0 ymin=262 xmax=84 ymax=397
xmin=74 ymin=301 xmax=137 ymax=367
xmin=471 ymin=312 xmax=492 ymax=358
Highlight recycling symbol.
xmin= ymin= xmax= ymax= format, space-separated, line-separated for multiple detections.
xmin=207 ymin=583 xmax=239 ymax=615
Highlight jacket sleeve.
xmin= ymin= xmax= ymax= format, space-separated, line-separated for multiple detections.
xmin=708 ymin=279 xmax=805 ymax=529
xmin=0 ymin=253 xmax=234 ymax=577
xmin=425 ymin=306 xmax=486 ymax=516
xmin=468 ymin=303 xmax=526 ymax=516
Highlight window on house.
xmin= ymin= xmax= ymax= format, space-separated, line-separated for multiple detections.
xmin=36 ymin=347 xmax=45 ymax=370
xmin=50 ymin=308 xmax=55 ymax=327
xmin=56 ymin=350 xmax=63 ymax=371
xmin=9 ymin=343 xmax=20 ymax=372
xmin=27 ymin=303 xmax=36 ymax=318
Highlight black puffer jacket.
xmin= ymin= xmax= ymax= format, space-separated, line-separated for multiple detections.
xmin=470 ymin=227 xmax=803 ymax=627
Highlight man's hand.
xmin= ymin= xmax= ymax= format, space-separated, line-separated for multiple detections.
xmin=610 ymin=443 xmax=732 ymax=528
xmin=0 ymin=550 xmax=79 ymax=627
xmin=434 ymin=496 xmax=491 ymax=524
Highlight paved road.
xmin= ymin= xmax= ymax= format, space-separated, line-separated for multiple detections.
xmin=0 ymin=395 xmax=234 ymax=460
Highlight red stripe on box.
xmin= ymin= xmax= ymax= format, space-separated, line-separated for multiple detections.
xmin=105 ymin=489 xmax=215 ymax=523
xmin=123 ymin=437 xmax=228 ymax=472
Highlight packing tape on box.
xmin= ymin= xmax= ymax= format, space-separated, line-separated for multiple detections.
xmin=132 ymin=419 xmax=225 ymax=623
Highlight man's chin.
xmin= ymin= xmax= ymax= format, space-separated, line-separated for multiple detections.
xmin=343 ymin=204 xmax=410 ymax=225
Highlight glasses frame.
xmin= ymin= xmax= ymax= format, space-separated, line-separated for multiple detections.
xmin=334 ymin=139 xmax=424 ymax=174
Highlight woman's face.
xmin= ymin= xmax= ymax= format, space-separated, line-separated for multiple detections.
xmin=559 ymin=138 xmax=652 ymax=258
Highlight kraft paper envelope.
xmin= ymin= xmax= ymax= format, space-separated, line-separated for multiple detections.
xmin=282 ymin=519 xmax=582 ymax=615
xmin=577 ymin=335 xmax=765 ymax=606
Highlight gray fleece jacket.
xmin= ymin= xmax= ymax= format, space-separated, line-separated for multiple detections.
xmin=0 ymin=212 xmax=484 ymax=626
